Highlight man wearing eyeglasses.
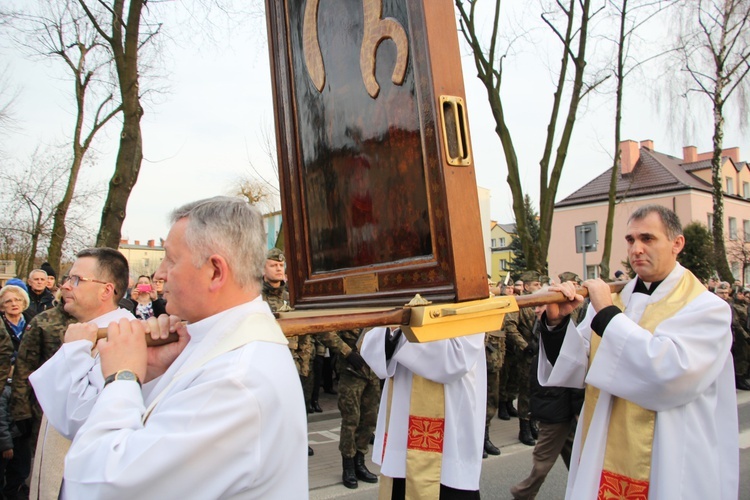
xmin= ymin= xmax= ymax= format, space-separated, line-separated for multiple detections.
xmin=12 ymin=247 xmax=134 ymax=499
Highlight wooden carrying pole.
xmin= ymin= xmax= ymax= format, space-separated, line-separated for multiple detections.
xmin=97 ymin=281 xmax=628 ymax=346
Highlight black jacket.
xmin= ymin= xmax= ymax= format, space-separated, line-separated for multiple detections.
xmin=529 ymin=354 xmax=584 ymax=424
xmin=26 ymin=289 xmax=55 ymax=318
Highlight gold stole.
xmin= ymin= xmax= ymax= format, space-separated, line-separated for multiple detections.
xmin=378 ymin=374 xmax=445 ymax=500
xmin=580 ymin=270 xmax=705 ymax=499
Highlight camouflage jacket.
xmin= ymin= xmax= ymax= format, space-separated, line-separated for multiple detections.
xmin=485 ymin=330 xmax=506 ymax=373
xmin=503 ymin=303 xmax=537 ymax=352
xmin=11 ymin=303 xmax=76 ymax=422
xmin=331 ymin=329 xmax=378 ymax=381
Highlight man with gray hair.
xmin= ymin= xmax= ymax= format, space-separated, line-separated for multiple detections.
xmin=26 ymin=269 xmax=54 ymax=318
xmin=35 ymin=197 xmax=308 ymax=498
xmin=540 ymin=204 xmax=737 ymax=499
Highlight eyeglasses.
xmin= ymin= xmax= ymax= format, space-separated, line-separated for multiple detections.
xmin=61 ymin=275 xmax=115 ymax=294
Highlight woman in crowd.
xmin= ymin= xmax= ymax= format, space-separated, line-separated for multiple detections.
xmin=129 ymin=275 xmax=167 ymax=320
xmin=0 ymin=285 xmax=32 ymax=355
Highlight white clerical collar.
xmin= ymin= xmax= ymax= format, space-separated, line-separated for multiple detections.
xmin=185 ymin=296 xmax=272 ymax=343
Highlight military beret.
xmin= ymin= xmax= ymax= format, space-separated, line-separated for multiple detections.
xmin=558 ymin=271 xmax=581 ymax=284
xmin=266 ymin=247 xmax=285 ymax=262
xmin=519 ymin=271 xmax=540 ymax=283
xmin=539 ymin=275 xmax=551 ymax=285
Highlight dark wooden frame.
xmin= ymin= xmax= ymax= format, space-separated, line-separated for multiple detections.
xmin=265 ymin=0 xmax=487 ymax=308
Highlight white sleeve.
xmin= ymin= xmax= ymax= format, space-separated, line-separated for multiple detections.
xmin=585 ymin=293 xmax=732 ymax=411
xmin=63 ymin=346 xmax=306 ymax=499
xmin=29 ymin=340 xmax=104 ymax=439
xmin=538 ymin=318 xmax=590 ymax=390
xmin=390 ymin=333 xmax=484 ymax=385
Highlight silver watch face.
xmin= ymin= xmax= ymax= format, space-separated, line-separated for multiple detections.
xmin=116 ymin=370 xmax=138 ymax=382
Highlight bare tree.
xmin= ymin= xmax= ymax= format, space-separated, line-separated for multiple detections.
xmin=0 ymin=148 xmax=101 ymax=277
xmin=234 ymin=175 xmax=276 ymax=213
xmin=669 ymin=0 xmax=750 ymax=282
xmin=74 ymin=0 xmax=158 ymax=248
xmin=456 ymin=0 xmax=607 ymax=271
xmin=727 ymin=230 xmax=750 ymax=286
xmin=599 ymin=0 xmax=675 ymax=280
xmin=12 ymin=0 xmax=122 ymax=270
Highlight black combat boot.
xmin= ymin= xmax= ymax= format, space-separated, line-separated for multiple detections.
xmin=506 ymin=400 xmax=519 ymax=418
xmin=484 ymin=426 xmax=501 ymax=456
xmin=530 ymin=419 xmax=539 ymax=440
xmin=354 ymin=451 xmax=378 ymax=483
xmin=311 ymin=400 xmax=323 ymax=412
xmin=342 ymin=456 xmax=358 ymax=489
xmin=518 ymin=419 xmax=536 ymax=446
xmin=736 ymin=376 xmax=750 ymax=391
xmin=497 ymin=400 xmax=510 ymax=420
xmin=308 ymin=446 xmax=314 ymax=456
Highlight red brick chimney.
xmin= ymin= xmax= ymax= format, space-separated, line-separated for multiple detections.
xmin=120 ymin=239 xmax=128 ymax=245
xmin=147 ymin=240 xmax=155 ymax=247
xmin=134 ymin=240 xmax=140 ymax=246
xmin=619 ymin=140 xmax=640 ymax=175
xmin=683 ymin=146 xmax=697 ymax=163
xmin=640 ymin=139 xmax=654 ymax=151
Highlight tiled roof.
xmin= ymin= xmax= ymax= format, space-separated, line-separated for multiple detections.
xmin=498 ymin=223 xmax=516 ymax=234
xmin=556 ymin=149 xmax=719 ymax=208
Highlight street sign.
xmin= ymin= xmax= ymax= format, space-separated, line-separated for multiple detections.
xmin=575 ymin=222 xmax=598 ymax=254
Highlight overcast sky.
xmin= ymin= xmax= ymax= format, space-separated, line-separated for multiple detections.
xmin=2 ymin=2 xmax=748 ymax=245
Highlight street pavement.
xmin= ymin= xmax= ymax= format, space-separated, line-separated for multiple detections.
xmin=307 ymin=389 xmax=750 ymax=499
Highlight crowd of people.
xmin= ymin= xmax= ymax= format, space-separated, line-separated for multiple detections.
xmin=0 ymin=201 xmax=742 ymax=499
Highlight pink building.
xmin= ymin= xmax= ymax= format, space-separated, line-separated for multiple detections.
xmin=550 ymin=140 xmax=750 ymax=283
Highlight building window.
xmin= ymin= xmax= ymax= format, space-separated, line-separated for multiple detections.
xmin=744 ymin=220 xmax=750 ymax=241
xmin=729 ymin=217 xmax=738 ymax=240
xmin=726 ymin=177 xmax=734 ymax=195
xmin=491 ymin=238 xmax=496 ymax=247
xmin=143 ymin=258 xmax=150 ymax=269
xmin=744 ymin=182 xmax=750 ymax=199
xmin=500 ymin=259 xmax=508 ymax=270
xmin=499 ymin=237 xmax=506 ymax=247
xmin=707 ymin=213 xmax=713 ymax=232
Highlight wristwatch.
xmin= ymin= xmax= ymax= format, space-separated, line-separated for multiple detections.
xmin=104 ymin=369 xmax=142 ymax=388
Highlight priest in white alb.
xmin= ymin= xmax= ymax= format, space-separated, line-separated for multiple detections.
xmin=34 ymin=197 xmax=309 ymax=499
xmin=539 ymin=205 xmax=738 ymax=499
xmin=361 ymin=326 xmax=485 ymax=499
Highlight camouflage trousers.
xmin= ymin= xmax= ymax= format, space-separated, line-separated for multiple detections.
xmin=301 ymin=370 xmax=316 ymax=405
xmin=499 ymin=348 xmax=520 ymax=404
xmin=337 ymin=369 xmax=381 ymax=457
xmin=486 ymin=370 xmax=500 ymax=426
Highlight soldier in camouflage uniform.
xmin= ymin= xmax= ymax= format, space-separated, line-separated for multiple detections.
xmin=11 ymin=302 xmax=76 ymax=449
xmin=260 ymin=248 xmax=316 ymax=457
xmin=327 ymin=329 xmax=380 ymax=489
xmin=503 ymin=271 xmax=542 ymax=446
xmin=484 ymin=329 xmax=505 ymax=457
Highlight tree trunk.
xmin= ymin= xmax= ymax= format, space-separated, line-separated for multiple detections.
xmin=600 ymin=0 xmax=628 ymax=281
xmin=711 ymin=94 xmax=733 ymax=281
xmin=95 ymin=0 xmax=144 ymax=249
